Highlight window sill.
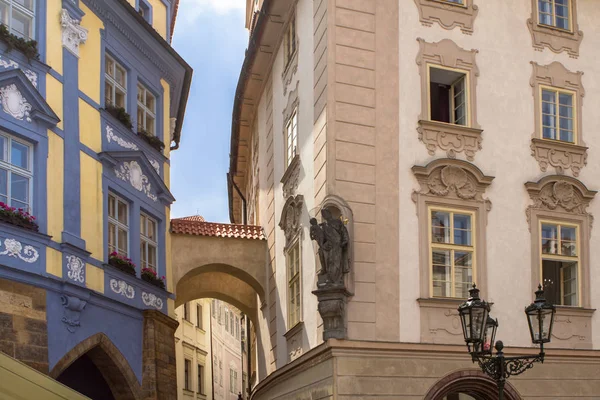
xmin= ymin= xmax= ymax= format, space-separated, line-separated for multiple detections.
xmin=284 ymin=321 xmax=304 ymax=339
xmin=527 ymin=16 xmax=583 ymax=57
xmin=196 ymin=326 xmax=205 ymax=333
xmin=530 ymin=138 xmax=587 ymax=176
xmin=417 ymin=119 xmax=483 ymax=161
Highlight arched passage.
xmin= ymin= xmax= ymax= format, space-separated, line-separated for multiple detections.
xmin=50 ymin=333 xmax=141 ymax=400
xmin=424 ymin=370 xmax=522 ymax=400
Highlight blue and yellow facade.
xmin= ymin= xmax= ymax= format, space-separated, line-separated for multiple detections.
xmin=0 ymin=0 xmax=191 ymax=398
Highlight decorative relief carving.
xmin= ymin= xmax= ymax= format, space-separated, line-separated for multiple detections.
xmin=110 ymin=279 xmax=135 ymax=299
xmin=149 ymin=159 xmax=160 ymax=175
xmin=279 ymin=194 xmax=303 ymax=248
xmin=0 ymin=56 xmax=37 ymax=88
xmin=282 ymin=42 xmax=298 ymax=96
xmin=0 ymin=84 xmax=32 ymax=122
xmin=169 ymin=118 xmax=177 ymax=142
xmin=527 ymin=0 xmax=583 ymax=58
xmin=142 ymin=292 xmax=163 ymax=310
xmin=60 ymin=9 xmax=88 ymax=57
xmin=418 ymin=120 xmax=482 ymax=161
xmin=115 ymin=161 xmax=158 ymax=202
xmin=419 ymin=298 xmax=465 ymax=344
xmin=61 ymin=295 xmax=86 ymax=333
xmin=106 ymin=125 xmax=139 ymax=150
xmin=530 ymin=62 xmax=586 ymax=176
xmin=0 ymin=238 xmax=39 ymax=263
xmin=413 ymin=0 xmax=479 ymax=34
xmin=66 ymin=255 xmax=85 ymax=284
xmin=281 ymin=154 xmax=300 ymax=198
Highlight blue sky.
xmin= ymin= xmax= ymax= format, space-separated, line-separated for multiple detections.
xmin=169 ymin=0 xmax=247 ymax=222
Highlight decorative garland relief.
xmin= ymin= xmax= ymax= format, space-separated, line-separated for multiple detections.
xmin=115 ymin=161 xmax=158 ymax=202
xmin=66 ymin=255 xmax=85 ymax=283
xmin=110 ymin=278 xmax=135 ymax=299
xmin=142 ymin=292 xmax=163 ymax=310
xmin=106 ymin=125 xmax=160 ymax=174
xmin=0 ymin=84 xmax=32 ymax=123
xmin=0 ymin=238 xmax=38 ymax=263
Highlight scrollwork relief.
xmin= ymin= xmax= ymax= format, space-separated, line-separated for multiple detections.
xmin=115 ymin=161 xmax=158 ymax=202
xmin=0 ymin=84 xmax=32 ymax=122
xmin=142 ymin=292 xmax=163 ymax=310
xmin=413 ymin=0 xmax=479 ymax=34
xmin=60 ymin=8 xmax=88 ymax=57
xmin=106 ymin=125 xmax=139 ymax=150
xmin=66 ymin=255 xmax=85 ymax=284
xmin=110 ymin=279 xmax=135 ymax=299
xmin=0 ymin=56 xmax=37 ymax=87
xmin=279 ymin=194 xmax=303 ymax=248
xmin=0 ymin=238 xmax=39 ymax=263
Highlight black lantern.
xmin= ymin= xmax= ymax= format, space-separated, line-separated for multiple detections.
xmin=481 ymin=316 xmax=498 ymax=354
xmin=458 ymin=284 xmax=490 ymax=347
xmin=525 ymin=284 xmax=556 ymax=345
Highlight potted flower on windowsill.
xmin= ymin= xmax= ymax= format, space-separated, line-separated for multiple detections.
xmin=0 ymin=203 xmax=39 ymax=232
xmin=108 ymin=252 xmax=136 ymax=276
xmin=105 ymin=104 xmax=134 ymax=130
xmin=137 ymin=130 xmax=165 ymax=153
xmin=0 ymin=24 xmax=39 ymax=61
xmin=141 ymin=267 xmax=166 ymax=290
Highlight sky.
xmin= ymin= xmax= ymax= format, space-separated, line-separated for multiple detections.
xmin=169 ymin=0 xmax=248 ymax=222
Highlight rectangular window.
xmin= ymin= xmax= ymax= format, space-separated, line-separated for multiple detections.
xmin=285 ymin=108 xmax=298 ymax=168
xmin=105 ymin=55 xmax=127 ymax=109
xmin=196 ymin=304 xmax=203 ymax=329
xmin=219 ymin=360 xmax=223 ymax=386
xmin=137 ymin=84 xmax=156 ymax=135
xmin=0 ymin=134 xmax=32 ymax=213
xmin=235 ymin=316 xmax=240 ymax=339
xmin=541 ymin=222 xmax=579 ymax=306
xmin=183 ymin=302 xmax=190 ymax=321
xmin=441 ymin=0 xmax=464 ymax=4
xmin=538 ymin=0 xmax=571 ymax=30
xmin=138 ymin=0 xmax=151 ymax=23
xmin=184 ymin=359 xmax=191 ymax=391
xmin=283 ymin=15 xmax=296 ymax=68
xmin=108 ymin=193 xmax=129 ymax=256
xmin=140 ymin=212 xmax=158 ymax=272
xmin=541 ymin=87 xmax=575 ymax=143
xmin=430 ymin=208 xmax=474 ymax=298
xmin=212 ymin=299 xmax=217 ymax=318
xmin=230 ymin=313 xmax=234 ymax=336
xmin=0 ymin=0 xmax=35 ymax=39
xmin=197 ymin=364 xmax=204 ymax=394
xmin=287 ymin=241 xmax=301 ymax=328
xmin=225 ymin=309 xmax=229 ymax=332
xmin=429 ymin=66 xmax=468 ymax=126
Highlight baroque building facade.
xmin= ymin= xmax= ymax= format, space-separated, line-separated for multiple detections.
xmin=0 ymin=0 xmax=191 ymax=398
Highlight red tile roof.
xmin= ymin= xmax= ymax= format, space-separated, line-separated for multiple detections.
xmin=171 ymin=217 xmax=265 ymax=240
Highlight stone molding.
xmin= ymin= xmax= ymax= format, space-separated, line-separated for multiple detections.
xmin=530 ymin=61 xmax=586 ymax=176
xmin=413 ymin=0 xmax=479 ymax=34
xmin=281 ymin=154 xmax=300 ymax=198
xmin=424 ymin=370 xmax=522 ymax=400
xmin=279 ymin=194 xmax=303 ymax=250
xmin=417 ymin=298 xmax=464 ymax=345
xmin=549 ymin=306 xmax=595 ymax=349
xmin=416 ymin=38 xmax=481 ymax=159
xmin=527 ymin=0 xmax=583 ymax=58
xmin=282 ymin=39 xmax=298 ymax=96
xmin=283 ymin=321 xmax=304 ymax=363
xmin=60 ymin=8 xmax=88 ymax=57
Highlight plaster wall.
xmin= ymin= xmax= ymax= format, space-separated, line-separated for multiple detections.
xmin=211 ymin=300 xmax=244 ymax=400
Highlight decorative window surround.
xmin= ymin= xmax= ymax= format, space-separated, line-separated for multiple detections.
xmin=525 ymin=175 xmax=596 ymax=348
xmin=416 ymin=38 xmax=482 ymax=160
xmin=527 ymin=0 xmax=583 ymax=58
xmin=413 ymin=0 xmax=479 ymax=35
xmin=417 ymin=297 xmax=464 ymax=345
xmin=530 ymin=62 xmax=586 ymax=176
xmin=105 ymin=124 xmax=161 ymax=174
xmin=283 ymin=321 xmax=304 ymax=363
xmin=283 ymin=82 xmax=299 ymax=169
xmin=60 ymin=8 xmax=88 ymax=57
xmin=281 ymin=154 xmax=300 ymax=199
xmin=0 ymin=56 xmax=37 ymax=88
xmin=282 ymin=40 xmax=298 ymax=96
xmin=412 ymin=159 xmax=494 ymax=300
xmin=279 ymin=194 xmax=303 ymax=250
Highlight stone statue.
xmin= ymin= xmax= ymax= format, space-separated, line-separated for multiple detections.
xmin=310 ymin=209 xmax=349 ymax=287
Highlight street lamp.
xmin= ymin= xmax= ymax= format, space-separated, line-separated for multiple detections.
xmin=458 ymin=284 xmax=556 ymax=400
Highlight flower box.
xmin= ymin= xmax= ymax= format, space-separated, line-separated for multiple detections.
xmin=105 ymin=105 xmax=133 ymax=130
xmin=0 ymin=203 xmax=38 ymax=232
xmin=0 ymin=24 xmax=39 ymax=60
xmin=108 ymin=252 xmax=136 ymax=276
xmin=137 ymin=130 xmax=165 ymax=153
xmin=141 ymin=267 xmax=165 ymax=290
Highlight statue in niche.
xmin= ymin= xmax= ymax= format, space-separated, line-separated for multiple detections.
xmin=310 ymin=208 xmax=350 ymax=287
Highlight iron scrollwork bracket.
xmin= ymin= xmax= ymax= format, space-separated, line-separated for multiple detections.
xmin=471 ymin=352 xmax=545 ymax=382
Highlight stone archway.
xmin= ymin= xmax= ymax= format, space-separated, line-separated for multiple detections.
xmin=50 ymin=333 xmax=141 ymax=400
xmin=424 ymin=370 xmax=522 ymax=400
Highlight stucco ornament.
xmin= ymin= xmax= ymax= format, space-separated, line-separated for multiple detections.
xmin=532 ymin=182 xmax=584 ymax=214
xmin=142 ymin=292 xmax=163 ymax=310
xmin=149 ymin=159 xmax=160 ymax=175
xmin=279 ymin=195 xmax=303 ymax=248
xmin=110 ymin=279 xmax=135 ymax=299
xmin=0 ymin=84 xmax=32 ymax=122
xmin=66 ymin=255 xmax=85 ymax=284
xmin=0 ymin=57 xmax=37 ymax=88
xmin=60 ymin=9 xmax=88 ymax=57
xmin=0 ymin=238 xmax=39 ymax=263
xmin=114 ymin=161 xmax=157 ymax=201
xmin=428 ymin=165 xmax=476 ymax=199
xmin=106 ymin=125 xmax=139 ymax=150
xmin=61 ymin=295 xmax=87 ymax=333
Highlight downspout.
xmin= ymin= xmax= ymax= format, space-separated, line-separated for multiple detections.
xmin=210 ymin=303 xmax=215 ymax=400
xmin=228 ymin=173 xmax=248 ymax=225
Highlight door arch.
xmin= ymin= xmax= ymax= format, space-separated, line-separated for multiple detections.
xmin=424 ymin=370 xmax=522 ymax=400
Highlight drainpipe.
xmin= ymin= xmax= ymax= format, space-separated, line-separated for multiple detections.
xmin=228 ymin=173 xmax=248 ymax=225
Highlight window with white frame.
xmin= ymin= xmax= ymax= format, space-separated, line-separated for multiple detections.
xmin=0 ymin=0 xmax=35 ymax=40
xmin=140 ymin=212 xmax=157 ymax=272
xmin=105 ymin=55 xmax=127 ymax=109
xmin=137 ymin=84 xmax=156 ymax=135
xmin=541 ymin=222 xmax=579 ymax=306
xmin=108 ymin=193 xmax=129 ymax=256
xmin=0 ymin=134 xmax=32 ymax=213
xmin=285 ymin=108 xmax=298 ymax=168
xmin=430 ymin=208 xmax=474 ymax=299
xmin=429 ymin=65 xmax=468 ymax=126
xmin=287 ymin=241 xmax=301 ymax=328
xmin=283 ymin=14 xmax=296 ymax=68
xmin=538 ymin=0 xmax=571 ymax=30
xmin=541 ymin=87 xmax=575 ymax=143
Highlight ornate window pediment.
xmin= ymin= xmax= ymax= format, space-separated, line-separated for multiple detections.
xmin=279 ymin=194 xmax=303 ymax=249
xmin=99 ymin=151 xmax=175 ymax=205
xmin=0 ymin=69 xmax=59 ymax=127
xmin=413 ymin=0 xmax=479 ymax=35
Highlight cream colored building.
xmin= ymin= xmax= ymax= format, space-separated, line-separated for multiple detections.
xmin=211 ymin=300 xmax=244 ymax=400
xmin=171 ymin=0 xmax=600 ymax=399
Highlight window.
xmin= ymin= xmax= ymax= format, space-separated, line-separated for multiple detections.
xmin=219 ymin=360 xmax=223 ymax=386
xmin=285 ymin=108 xmax=298 ymax=167
xmin=441 ymin=0 xmax=464 ymax=4
xmin=283 ymin=15 xmax=296 ymax=68
xmin=429 ymin=66 xmax=468 ymax=126
xmin=0 ymin=0 xmax=34 ymax=39
xmin=138 ymin=0 xmax=151 ymax=23
xmin=108 ymin=193 xmax=129 ymax=256
xmin=196 ymin=304 xmax=203 ymax=329
xmin=105 ymin=55 xmax=127 ymax=109
xmin=287 ymin=241 xmax=301 ymax=328
xmin=225 ymin=309 xmax=229 ymax=332
xmin=235 ymin=317 xmax=240 ymax=339
xmin=213 ymin=356 xmax=217 ymax=382
xmin=541 ymin=222 xmax=579 ymax=306
xmin=140 ymin=212 xmax=158 ymax=272
xmin=183 ymin=302 xmax=190 ymax=321
xmin=430 ymin=208 xmax=474 ymax=299
xmin=230 ymin=313 xmax=234 ymax=336
xmin=197 ymin=364 xmax=205 ymax=394
xmin=541 ymin=87 xmax=574 ymax=143
xmin=137 ymin=84 xmax=156 ymax=135
xmin=538 ymin=0 xmax=571 ymax=30
xmin=184 ymin=359 xmax=191 ymax=391
xmin=230 ymin=368 xmax=234 ymax=393
xmin=0 ymin=134 xmax=32 ymax=213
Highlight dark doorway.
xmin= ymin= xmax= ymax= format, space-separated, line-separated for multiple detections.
xmin=57 ymin=353 xmax=116 ymax=400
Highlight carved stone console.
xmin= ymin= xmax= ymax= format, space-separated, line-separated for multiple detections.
xmin=312 ymin=286 xmax=351 ymax=340
xmin=418 ymin=119 xmax=483 ymax=161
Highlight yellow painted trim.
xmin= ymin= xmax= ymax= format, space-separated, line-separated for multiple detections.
xmin=85 ymin=264 xmax=105 ymax=293
xmin=538 ymin=84 xmax=577 ymax=144
xmin=426 ymin=63 xmax=472 ymax=128
xmin=168 ymin=298 xmax=176 ymax=319
xmin=46 ymin=248 xmax=63 ymax=278
xmin=428 ymin=206 xmax=476 ymax=298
